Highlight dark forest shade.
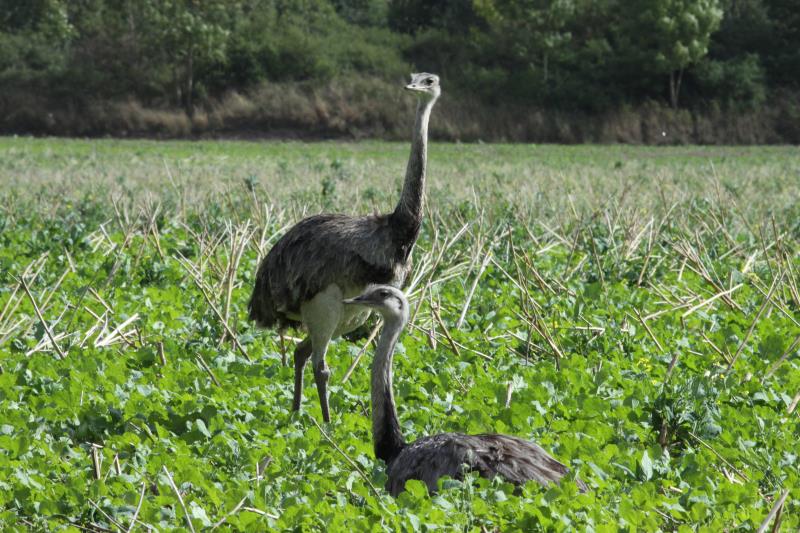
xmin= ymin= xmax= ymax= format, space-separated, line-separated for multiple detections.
xmin=1 ymin=0 xmax=799 ymax=140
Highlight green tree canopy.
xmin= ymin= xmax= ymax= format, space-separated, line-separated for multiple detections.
xmin=0 ymin=0 xmax=795 ymax=128
xmin=615 ymin=0 xmax=723 ymax=107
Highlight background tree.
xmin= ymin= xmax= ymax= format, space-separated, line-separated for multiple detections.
xmin=615 ymin=0 xmax=723 ymax=108
xmin=0 ymin=0 xmax=797 ymax=139
xmin=0 ymin=0 xmax=75 ymax=88
xmin=474 ymin=0 xmax=575 ymax=86
xmin=762 ymin=0 xmax=800 ymax=89
xmin=141 ymin=0 xmax=236 ymax=116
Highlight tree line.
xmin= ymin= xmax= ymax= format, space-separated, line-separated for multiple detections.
xmin=1 ymin=0 xmax=798 ymax=141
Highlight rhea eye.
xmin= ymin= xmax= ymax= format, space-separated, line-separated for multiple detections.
xmin=379 ymin=290 xmax=389 ymax=297
xmin=425 ymin=78 xmax=434 ymax=85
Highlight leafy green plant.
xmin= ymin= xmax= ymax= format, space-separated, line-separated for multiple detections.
xmin=0 ymin=138 xmax=797 ymax=530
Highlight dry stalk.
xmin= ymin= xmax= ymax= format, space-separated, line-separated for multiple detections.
xmin=726 ymin=271 xmax=783 ymax=373
xmin=240 ymin=507 xmax=280 ymax=520
xmin=149 ymin=217 xmax=165 ymax=261
xmin=631 ymin=309 xmax=664 ymax=353
xmin=762 ymin=334 xmax=800 ymax=380
xmin=699 ymin=331 xmax=731 ymax=365
xmin=224 ymin=222 xmax=255 ymax=339
xmin=681 ymin=284 xmax=743 ymax=319
xmin=19 ymin=277 xmax=66 ymax=359
xmin=100 ymin=214 xmax=142 ymax=290
xmin=176 ymin=252 xmax=250 ymax=361
xmin=624 ymin=216 xmax=653 ymax=260
xmin=407 ymin=224 xmax=468 ymax=325
xmin=26 ymin=330 xmax=71 ymax=357
xmin=38 ymin=267 xmax=71 ymax=313
xmin=88 ymin=288 xmax=114 ymax=314
xmin=158 ymin=342 xmax=167 ymax=366
xmin=586 ymin=224 xmax=606 ymax=289
xmin=254 ymin=219 xmax=291 ymax=261
xmin=510 ymin=307 xmax=562 ymax=370
xmin=87 ymin=499 xmax=126 ymax=531
xmin=211 ymin=496 xmax=249 ymax=530
xmin=90 ymin=444 xmax=103 ymax=480
xmin=564 ymin=222 xmax=584 ymax=276
xmin=195 ymin=353 xmax=221 ymax=387
xmin=431 ymin=301 xmax=461 ymax=358
xmin=538 ymin=220 xmax=571 ymax=247
xmin=162 ymin=466 xmax=197 ymax=533
xmin=408 ymin=322 xmax=492 ymax=361
xmin=756 ymin=489 xmax=790 ymax=533
xmin=749 ymin=278 xmax=800 ymax=328
xmin=771 ymin=216 xmax=800 ymax=307
xmin=489 ymin=256 xmax=528 ymax=298
xmin=674 ymin=240 xmax=742 ymax=311
xmin=162 ymin=158 xmax=186 ymax=221
xmin=94 ymin=314 xmax=139 ymax=348
xmin=126 ymin=482 xmax=147 ymax=533
xmin=688 ymin=430 xmax=750 ymax=483
xmin=787 ymin=392 xmax=800 ymax=416
xmin=512 ymin=244 xmax=564 ymax=368
xmin=342 ymin=320 xmax=382 ymax=384
xmin=528 ymin=315 xmax=563 ymax=370
xmin=0 ymin=255 xmax=50 ymax=345
xmin=456 ymin=250 xmax=492 ymax=330
xmin=308 ymin=416 xmax=384 ymax=502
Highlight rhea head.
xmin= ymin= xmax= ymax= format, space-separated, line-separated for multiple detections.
xmin=343 ymin=285 xmax=409 ymax=326
xmin=405 ymin=72 xmax=440 ymax=101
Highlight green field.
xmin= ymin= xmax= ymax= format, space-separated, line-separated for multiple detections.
xmin=1 ymin=137 xmax=798 ymax=531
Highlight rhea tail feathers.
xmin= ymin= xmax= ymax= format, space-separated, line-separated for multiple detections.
xmin=248 ymin=264 xmax=279 ymax=329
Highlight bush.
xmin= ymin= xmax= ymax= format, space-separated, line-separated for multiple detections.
xmin=694 ymin=54 xmax=767 ymax=109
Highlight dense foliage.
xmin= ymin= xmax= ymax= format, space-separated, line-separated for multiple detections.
xmin=0 ymin=0 xmax=799 ymax=139
xmin=1 ymin=138 xmax=798 ymax=530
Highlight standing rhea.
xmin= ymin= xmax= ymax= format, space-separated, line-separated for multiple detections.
xmin=343 ymin=285 xmax=588 ymax=496
xmin=249 ymin=73 xmax=441 ymax=422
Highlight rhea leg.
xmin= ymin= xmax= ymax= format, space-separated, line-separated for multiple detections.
xmin=309 ymin=325 xmax=336 ymax=423
xmin=301 ymin=287 xmax=342 ymax=423
xmin=313 ymin=350 xmax=332 ymax=422
xmin=292 ymin=337 xmax=312 ymax=412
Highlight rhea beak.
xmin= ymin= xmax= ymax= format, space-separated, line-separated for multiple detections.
xmin=405 ymin=84 xmax=423 ymax=92
xmin=343 ymin=295 xmax=369 ymax=305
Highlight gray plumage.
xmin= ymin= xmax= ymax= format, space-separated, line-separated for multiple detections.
xmin=343 ymin=286 xmax=588 ymax=497
xmin=249 ymin=213 xmax=408 ymax=329
xmin=386 ymin=432 xmax=586 ymax=496
xmin=249 ymin=74 xmax=441 ymax=422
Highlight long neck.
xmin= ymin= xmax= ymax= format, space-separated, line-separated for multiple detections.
xmin=371 ymin=316 xmax=406 ymax=464
xmin=392 ymin=97 xmax=436 ymax=244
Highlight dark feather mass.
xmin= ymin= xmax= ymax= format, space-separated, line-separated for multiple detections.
xmin=385 ymin=433 xmax=588 ymax=496
xmin=248 ymin=212 xmax=415 ymax=330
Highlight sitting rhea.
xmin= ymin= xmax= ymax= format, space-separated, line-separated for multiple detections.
xmin=343 ymin=285 xmax=588 ymax=496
